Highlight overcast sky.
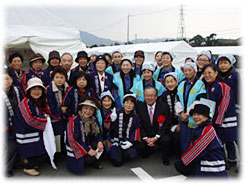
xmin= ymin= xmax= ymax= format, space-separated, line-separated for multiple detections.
xmin=3 ymin=0 xmax=243 ymax=43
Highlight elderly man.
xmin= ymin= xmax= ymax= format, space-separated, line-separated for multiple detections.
xmin=136 ymin=86 xmax=172 ymax=166
xmin=60 ymin=52 xmax=74 ymax=85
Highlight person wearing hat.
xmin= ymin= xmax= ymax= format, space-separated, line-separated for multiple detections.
xmin=216 ymin=54 xmax=240 ymax=115
xmin=110 ymin=93 xmax=140 ymax=167
xmin=3 ymin=68 xmax=23 ymax=177
xmin=14 ymin=77 xmax=49 ymax=176
xmin=174 ymin=103 xmax=227 ymax=177
xmin=136 ymin=87 xmax=172 ymax=166
xmin=88 ymin=50 xmax=100 ymax=71
xmin=202 ymin=63 xmax=238 ymax=170
xmin=112 ymin=57 xmax=141 ymax=109
xmin=153 ymin=51 xmax=185 ymax=86
xmin=8 ymin=52 xmax=25 ymax=88
xmin=159 ymin=72 xmax=181 ymax=158
xmin=43 ymin=50 xmax=61 ymax=84
xmin=105 ymin=50 xmax=123 ymax=75
xmin=99 ymin=91 xmax=117 ymax=155
xmin=130 ymin=62 xmax=165 ymax=102
xmin=216 ymin=54 xmax=240 ymax=171
xmin=71 ymin=51 xmax=93 ymax=78
xmin=175 ymin=62 xmax=206 ymax=154
xmin=46 ymin=66 xmax=70 ymax=163
xmin=196 ymin=50 xmax=212 ymax=80
xmin=154 ymin=51 xmax=163 ymax=70
xmin=88 ymin=55 xmax=114 ymax=100
xmin=133 ymin=50 xmax=145 ymax=75
xmin=21 ymin=53 xmax=49 ymax=93
xmin=66 ymin=96 xmax=104 ymax=173
xmin=180 ymin=56 xmax=196 ymax=73
xmin=62 ymin=72 xmax=95 ymax=118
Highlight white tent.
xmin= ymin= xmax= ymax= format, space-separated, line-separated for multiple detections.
xmin=193 ymin=46 xmax=242 ymax=56
xmin=5 ymin=5 xmax=86 ymax=60
xmin=87 ymin=41 xmax=197 ymax=69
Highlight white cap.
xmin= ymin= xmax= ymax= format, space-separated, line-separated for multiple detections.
xmin=162 ymin=51 xmax=176 ymax=60
xmin=79 ymin=99 xmax=98 ymax=109
xmin=197 ymin=50 xmax=211 ymax=60
xmin=100 ymin=90 xmax=115 ymax=101
xmin=26 ymin=77 xmax=45 ymax=92
xmin=88 ymin=50 xmax=100 ymax=57
xmin=164 ymin=72 xmax=178 ymax=81
xmin=123 ymin=93 xmax=136 ymax=101
xmin=185 ymin=56 xmax=196 ymax=63
xmin=141 ymin=63 xmax=154 ymax=72
xmin=183 ymin=62 xmax=197 ymax=73
xmin=121 ymin=57 xmax=133 ymax=65
xmin=216 ymin=54 xmax=236 ymax=65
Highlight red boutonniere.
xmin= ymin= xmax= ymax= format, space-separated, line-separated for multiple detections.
xmin=157 ymin=115 xmax=166 ymax=124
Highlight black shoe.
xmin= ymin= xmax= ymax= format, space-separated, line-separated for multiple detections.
xmin=6 ymin=171 xmax=13 ymax=177
xmin=162 ymin=158 xmax=170 ymax=166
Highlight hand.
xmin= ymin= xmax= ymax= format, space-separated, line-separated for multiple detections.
xmin=61 ymin=106 xmax=67 ymax=114
xmin=44 ymin=114 xmax=50 ymax=118
xmin=175 ymin=123 xmax=180 ymax=133
xmin=181 ymin=112 xmax=188 ymax=122
xmin=144 ymin=137 xmax=151 ymax=144
xmin=120 ymin=141 xmax=133 ymax=150
xmin=97 ymin=141 xmax=104 ymax=152
xmin=110 ymin=108 xmax=117 ymax=122
xmin=88 ymin=149 xmax=97 ymax=157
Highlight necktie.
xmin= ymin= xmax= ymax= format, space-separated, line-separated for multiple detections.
xmin=149 ymin=106 xmax=153 ymax=125
xmin=101 ymin=76 xmax=104 ymax=82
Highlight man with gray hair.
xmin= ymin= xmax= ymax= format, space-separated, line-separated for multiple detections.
xmin=61 ymin=52 xmax=74 ymax=85
xmin=136 ymin=86 xmax=172 ymax=166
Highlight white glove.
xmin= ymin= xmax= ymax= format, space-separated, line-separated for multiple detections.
xmin=171 ymin=125 xmax=177 ymax=132
xmin=112 ymin=142 xmax=119 ymax=147
xmin=120 ymin=141 xmax=133 ymax=150
xmin=110 ymin=108 xmax=117 ymax=122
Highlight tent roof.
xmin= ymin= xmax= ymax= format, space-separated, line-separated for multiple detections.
xmin=88 ymin=41 xmax=197 ymax=55
xmin=193 ymin=46 xmax=242 ymax=56
xmin=5 ymin=6 xmax=86 ymax=60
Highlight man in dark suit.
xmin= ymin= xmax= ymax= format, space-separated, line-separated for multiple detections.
xmin=136 ymin=87 xmax=172 ymax=165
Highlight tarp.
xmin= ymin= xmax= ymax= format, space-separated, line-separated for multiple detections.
xmin=5 ymin=5 xmax=86 ymax=60
xmin=87 ymin=41 xmax=198 ymax=69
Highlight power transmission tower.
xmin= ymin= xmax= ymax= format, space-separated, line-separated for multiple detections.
xmin=177 ymin=5 xmax=186 ymax=40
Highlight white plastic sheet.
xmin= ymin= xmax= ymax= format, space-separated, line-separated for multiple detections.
xmin=43 ymin=117 xmax=57 ymax=169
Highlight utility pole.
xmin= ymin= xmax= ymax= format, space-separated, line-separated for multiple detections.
xmin=135 ymin=34 xmax=137 ymax=44
xmin=127 ymin=13 xmax=130 ymax=43
xmin=177 ymin=5 xmax=186 ymax=40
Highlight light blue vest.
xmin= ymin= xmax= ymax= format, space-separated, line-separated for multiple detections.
xmin=130 ymin=79 xmax=165 ymax=102
xmin=153 ymin=67 xmax=185 ymax=84
xmin=113 ymin=72 xmax=141 ymax=106
xmin=177 ymin=79 xmax=206 ymax=128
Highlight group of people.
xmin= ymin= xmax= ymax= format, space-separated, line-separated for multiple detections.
xmin=3 ymin=48 xmax=240 ymax=178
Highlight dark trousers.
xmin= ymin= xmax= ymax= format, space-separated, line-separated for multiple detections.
xmin=110 ymin=144 xmax=137 ymax=167
xmin=136 ymin=134 xmax=171 ymax=160
xmin=84 ymin=140 xmax=101 ymax=168
xmin=5 ymin=139 xmax=18 ymax=174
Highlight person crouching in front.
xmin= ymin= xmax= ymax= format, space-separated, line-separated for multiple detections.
xmin=174 ymin=103 xmax=227 ymax=177
xmin=66 ymin=96 xmax=104 ymax=173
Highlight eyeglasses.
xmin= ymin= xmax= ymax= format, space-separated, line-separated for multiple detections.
xmin=197 ymin=59 xmax=209 ymax=62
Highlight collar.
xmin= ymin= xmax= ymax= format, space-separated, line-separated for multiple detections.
xmin=147 ymin=102 xmax=156 ymax=111
xmin=52 ymin=81 xmax=69 ymax=92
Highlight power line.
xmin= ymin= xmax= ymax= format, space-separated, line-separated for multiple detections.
xmin=87 ymin=17 xmax=127 ymax=32
xmin=130 ymin=6 xmax=178 ymax=17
